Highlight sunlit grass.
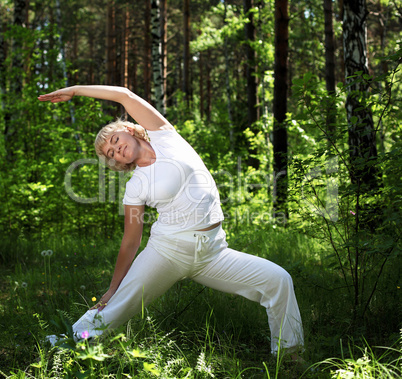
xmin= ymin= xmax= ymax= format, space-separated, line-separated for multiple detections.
xmin=0 ymin=229 xmax=400 ymax=378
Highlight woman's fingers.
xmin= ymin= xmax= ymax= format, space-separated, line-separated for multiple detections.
xmin=38 ymin=88 xmax=74 ymax=102
xmin=90 ymin=299 xmax=109 ymax=311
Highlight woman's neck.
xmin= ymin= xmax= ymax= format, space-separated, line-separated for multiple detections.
xmin=135 ymin=139 xmax=156 ymax=167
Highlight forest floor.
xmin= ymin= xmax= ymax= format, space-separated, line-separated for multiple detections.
xmin=0 ymin=229 xmax=400 ymax=378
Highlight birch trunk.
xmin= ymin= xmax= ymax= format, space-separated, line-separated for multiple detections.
xmin=343 ymin=0 xmax=379 ymax=188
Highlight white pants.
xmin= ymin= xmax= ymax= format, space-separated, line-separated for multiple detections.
xmin=72 ymin=226 xmax=304 ymax=353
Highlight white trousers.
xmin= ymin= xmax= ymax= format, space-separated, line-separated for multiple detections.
xmin=72 ymin=226 xmax=304 ymax=353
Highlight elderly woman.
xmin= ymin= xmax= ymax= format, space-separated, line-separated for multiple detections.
xmin=38 ymin=85 xmax=304 ymax=356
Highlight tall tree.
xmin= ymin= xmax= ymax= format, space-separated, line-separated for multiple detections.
xmin=183 ymin=0 xmax=191 ymax=107
xmin=272 ymin=0 xmax=289 ymax=222
xmin=151 ymin=0 xmax=166 ymax=115
xmin=144 ymin=0 xmax=152 ymax=102
xmin=342 ymin=0 xmax=379 ymax=189
xmin=161 ymin=0 xmax=168 ymax=104
xmin=4 ymin=0 xmax=27 ymax=162
xmin=121 ymin=5 xmax=130 ymax=89
xmin=244 ymin=0 xmax=259 ymax=168
xmin=106 ymin=0 xmax=116 ymax=85
xmin=323 ymin=0 xmax=336 ymax=141
xmin=244 ymin=0 xmax=258 ymax=132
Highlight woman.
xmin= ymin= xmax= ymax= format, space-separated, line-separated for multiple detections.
xmin=38 ymin=85 xmax=304 ymax=355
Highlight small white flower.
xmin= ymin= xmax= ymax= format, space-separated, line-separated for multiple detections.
xmin=21 ymin=282 xmax=28 ymax=288
xmin=47 ymin=250 xmax=53 ymax=256
xmin=41 ymin=250 xmax=48 ymax=256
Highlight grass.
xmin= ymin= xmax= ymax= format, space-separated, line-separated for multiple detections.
xmin=0 ymin=225 xmax=400 ymax=378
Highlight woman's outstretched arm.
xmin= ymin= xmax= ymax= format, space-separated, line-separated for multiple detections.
xmin=38 ymin=85 xmax=174 ymax=131
xmin=91 ymin=204 xmax=145 ymax=311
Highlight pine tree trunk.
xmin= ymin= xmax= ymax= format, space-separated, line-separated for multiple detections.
xmin=183 ymin=0 xmax=190 ymax=107
xmin=161 ymin=0 xmax=168 ymax=106
xmin=324 ymin=0 xmax=336 ymax=140
xmin=4 ymin=0 xmax=27 ymax=162
xmin=106 ymin=1 xmax=116 ymax=85
xmin=223 ymin=1 xmax=234 ymax=150
xmin=244 ymin=0 xmax=258 ymax=129
xmin=151 ymin=0 xmax=166 ymax=115
xmin=343 ymin=0 xmax=379 ymax=188
xmin=206 ymin=49 xmax=212 ymax=123
xmin=121 ymin=5 xmax=130 ymax=89
xmin=272 ymin=0 xmax=289 ymax=222
xmin=199 ymin=48 xmax=204 ymax=119
xmin=244 ymin=0 xmax=259 ymax=168
xmin=144 ymin=0 xmax=152 ymax=102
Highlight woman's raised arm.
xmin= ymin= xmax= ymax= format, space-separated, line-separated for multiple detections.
xmin=38 ymin=85 xmax=174 ymax=131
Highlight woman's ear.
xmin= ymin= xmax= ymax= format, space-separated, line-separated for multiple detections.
xmin=125 ymin=126 xmax=135 ymax=136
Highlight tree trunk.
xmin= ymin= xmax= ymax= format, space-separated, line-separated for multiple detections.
xmin=199 ymin=48 xmax=204 ymax=119
xmin=11 ymin=0 xmax=26 ymax=93
xmin=343 ymin=0 xmax=379 ymax=189
xmin=223 ymin=1 xmax=234 ymax=150
xmin=183 ymin=0 xmax=190 ymax=107
xmin=272 ymin=0 xmax=289 ymax=222
xmin=144 ymin=0 xmax=152 ymax=102
xmin=4 ymin=0 xmax=27 ymax=162
xmin=206 ymin=49 xmax=212 ymax=123
xmin=161 ymin=0 xmax=168 ymax=105
xmin=151 ymin=0 xmax=166 ymax=115
xmin=323 ymin=0 xmax=336 ymax=141
xmin=244 ymin=0 xmax=258 ymax=129
xmin=244 ymin=0 xmax=259 ymax=168
xmin=106 ymin=1 xmax=116 ymax=85
xmin=121 ymin=5 xmax=130 ymax=89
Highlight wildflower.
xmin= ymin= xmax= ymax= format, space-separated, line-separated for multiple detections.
xmin=80 ymin=285 xmax=86 ymax=291
xmin=47 ymin=250 xmax=53 ymax=256
xmin=21 ymin=282 xmax=28 ymax=288
xmin=81 ymin=330 xmax=90 ymax=339
xmin=92 ymin=297 xmax=97 ymax=302
xmin=41 ymin=250 xmax=48 ymax=256
xmin=349 ymin=210 xmax=356 ymax=216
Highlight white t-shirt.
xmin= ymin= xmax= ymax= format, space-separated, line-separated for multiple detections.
xmin=122 ymin=129 xmax=224 ymax=234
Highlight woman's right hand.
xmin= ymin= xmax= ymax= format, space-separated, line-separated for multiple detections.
xmin=38 ymin=87 xmax=75 ymax=103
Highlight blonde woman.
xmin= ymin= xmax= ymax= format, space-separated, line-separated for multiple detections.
xmin=38 ymin=85 xmax=304 ymax=357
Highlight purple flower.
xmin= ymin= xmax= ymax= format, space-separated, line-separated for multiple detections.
xmin=81 ymin=330 xmax=90 ymax=339
xmin=350 ymin=211 xmax=356 ymax=216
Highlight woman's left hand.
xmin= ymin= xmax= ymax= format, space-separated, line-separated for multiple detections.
xmin=90 ymin=289 xmax=115 ymax=312
xmin=38 ymin=87 xmax=75 ymax=103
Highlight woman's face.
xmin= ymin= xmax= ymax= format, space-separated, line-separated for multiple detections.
xmin=102 ymin=130 xmax=138 ymax=165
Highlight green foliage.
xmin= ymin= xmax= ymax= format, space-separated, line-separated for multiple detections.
xmin=289 ymin=48 xmax=402 ymax=326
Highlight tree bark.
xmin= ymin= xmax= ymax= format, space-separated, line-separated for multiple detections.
xmin=106 ymin=1 xmax=116 ymax=85
xmin=151 ymin=0 xmax=166 ymax=115
xmin=343 ymin=0 xmax=379 ymax=189
xmin=244 ymin=0 xmax=259 ymax=168
xmin=273 ymin=0 xmax=289 ymax=222
xmin=244 ymin=0 xmax=258 ymax=130
xmin=161 ymin=0 xmax=168 ymax=105
xmin=144 ymin=0 xmax=152 ymax=102
xmin=324 ymin=0 xmax=336 ymax=141
xmin=121 ymin=5 xmax=130 ymax=89
xmin=4 ymin=0 xmax=27 ymax=162
xmin=183 ymin=0 xmax=190 ymax=107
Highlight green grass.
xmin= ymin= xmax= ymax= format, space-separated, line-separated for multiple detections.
xmin=0 ymin=226 xmax=400 ymax=378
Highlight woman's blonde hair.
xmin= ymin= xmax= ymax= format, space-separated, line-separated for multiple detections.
xmin=94 ymin=118 xmax=149 ymax=172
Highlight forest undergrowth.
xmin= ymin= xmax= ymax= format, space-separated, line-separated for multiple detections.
xmin=0 ymin=224 xmax=400 ymax=379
